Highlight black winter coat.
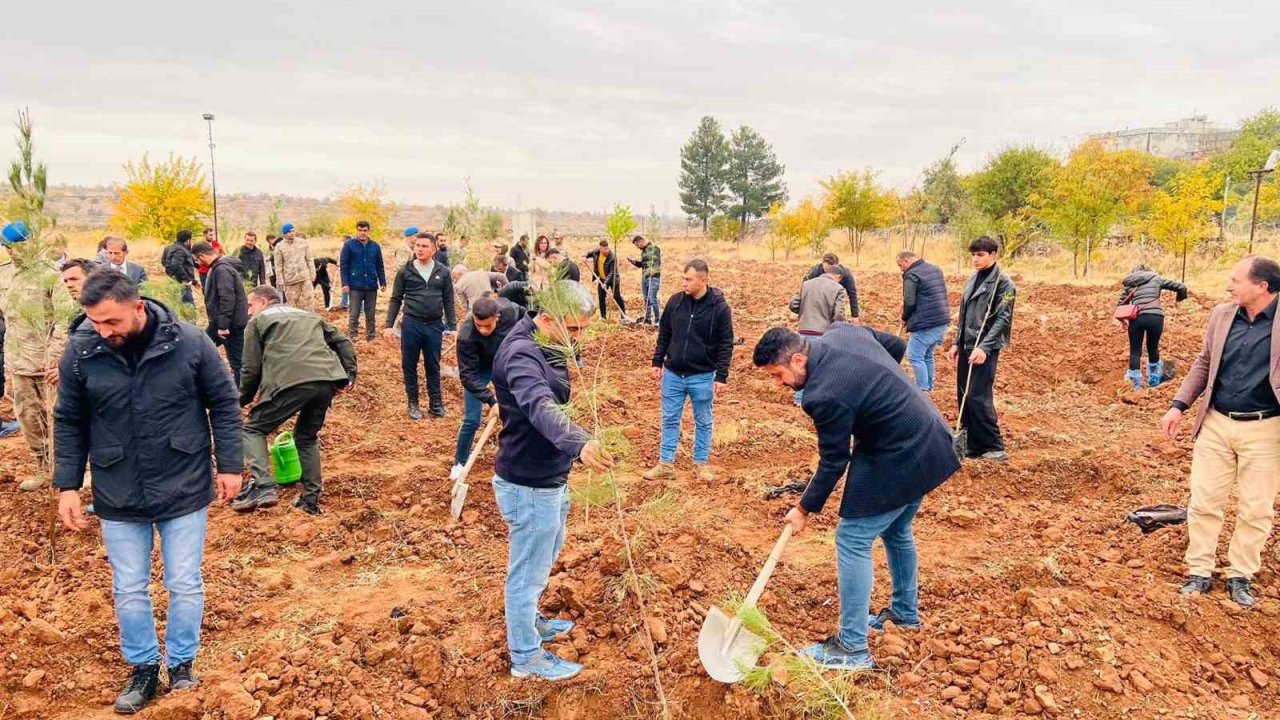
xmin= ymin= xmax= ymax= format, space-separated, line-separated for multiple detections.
xmin=53 ymin=300 xmax=243 ymax=522
xmin=457 ymin=299 xmax=526 ymax=405
xmin=958 ymin=265 xmax=1016 ymax=352
xmin=386 ymin=261 xmax=457 ymax=327
xmin=162 ymin=241 xmax=197 ymax=284
xmin=204 ymin=255 xmax=249 ymax=331
xmin=653 ymin=287 xmax=735 ymax=383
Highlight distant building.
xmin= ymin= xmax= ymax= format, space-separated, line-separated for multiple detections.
xmin=1091 ymin=116 xmax=1239 ymax=160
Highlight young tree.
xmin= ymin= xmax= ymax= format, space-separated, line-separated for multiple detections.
xmin=1145 ymin=172 xmax=1218 ymax=282
xmin=922 ymin=142 xmax=966 ymax=225
xmin=969 ymin=146 xmax=1059 ymax=220
xmin=480 ymin=210 xmax=504 ymax=242
xmin=605 ymin=203 xmax=637 ymax=255
xmin=708 ymin=214 xmax=739 ymax=244
xmin=726 ymin=126 xmax=787 ymax=239
xmin=1039 ymin=140 xmax=1152 ymax=277
xmin=1210 ymin=109 xmax=1280 ymax=183
xmin=891 ymin=188 xmax=928 ymax=254
xmin=821 ymin=170 xmax=891 ymax=265
xmin=334 ymin=182 xmax=394 ymax=237
xmin=767 ymin=200 xmax=822 ymax=261
xmin=678 ymin=116 xmax=730 ymax=233
xmin=109 ymin=153 xmax=211 ymax=240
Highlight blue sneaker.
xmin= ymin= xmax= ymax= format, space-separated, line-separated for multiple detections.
xmin=0 ymin=420 xmax=19 ymax=439
xmin=510 ymin=651 xmax=582 ymax=681
xmin=800 ymin=637 xmax=879 ymax=671
xmin=867 ymin=608 xmax=921 ymax=633
xmin=536 ymin=615 xmax=575 ymax=641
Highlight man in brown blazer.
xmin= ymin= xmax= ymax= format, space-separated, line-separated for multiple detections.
xmin=1162 ymin=256 xmax=1280 ymax=608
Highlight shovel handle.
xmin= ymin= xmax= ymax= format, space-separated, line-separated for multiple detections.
xmin=743 ymin=524 xmax=793 ymax=609
xmin=458 ymin=414 xmax=500 ymax=483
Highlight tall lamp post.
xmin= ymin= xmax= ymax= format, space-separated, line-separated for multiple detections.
xmin=202 ymin=113 xmax=218 ymax=241
xmin=1246 ymin=149 xmax=1279 ymax=254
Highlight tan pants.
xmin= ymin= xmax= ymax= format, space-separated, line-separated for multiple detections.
xmin=1186 ymin=410 xmax=1280 ymax=579
xmin=12 ymin=373 xmax=53 ymax=470
xmin=284 ymin=281 xmax=313 ymax=311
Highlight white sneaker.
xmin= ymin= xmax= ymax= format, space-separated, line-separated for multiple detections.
xmin=449 ymin=464 xmax=464 ymax=481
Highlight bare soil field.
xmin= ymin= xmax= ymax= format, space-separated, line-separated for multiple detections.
xmin=2 ymin=249 xmax=1278 ymax=720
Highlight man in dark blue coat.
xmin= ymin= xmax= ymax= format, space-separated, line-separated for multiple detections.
xmin=896 ymin=250 xmax=950 ymax=392
xmin=53 ymin=271 xmax=243 ymax=713
xmin=753 ymin=323 xmax=958 ymax=671
xmin=340 ymin=220 xmax=387 ymax=341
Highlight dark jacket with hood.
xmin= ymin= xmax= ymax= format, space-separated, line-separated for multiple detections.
xmin=53 ymin=300 xmax=243 ymax=522
xmin=162 ymin=241 xmax=197 ymax=284
xmin=800 ymin=323 xmax=959 ymax=518
xmin=653 ymin=287 xmax=735 ymax=383
xmin=457 ymin=299 xmax=527 ymax=405
xmin=492 ymin=317 xmax=589 ymax=488
xmin=204 ymin=255 xmax=249 ymax=331
xmin=804 ymin=263 xmax=859 ymax=317
xmin=957 ymin=265 xmax=1016 ymax=352
xmin=901 ymin=258 xmax=950 ymax=332
xmin=1119 ymin=268 xmax=1188 ymax=317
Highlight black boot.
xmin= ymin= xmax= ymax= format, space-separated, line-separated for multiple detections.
xmin=429 ymin=403 xmax=446 ymax=418
xmin=230 ymin=484 xmax=278 ymax=513
xmin=294 ymin=496 xmax=321 ymax=516
xmin=167 ymin=660 xmax=199 ymax=690
xmin=114 ymin=663 xmax=159 ymax=714
xmin=1225 ymin=577 xmax=1255 ymax=608
xmin=407 ymin=401 xmax=423 ymax=421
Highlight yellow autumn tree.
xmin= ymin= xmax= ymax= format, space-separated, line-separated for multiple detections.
xmin=768 ymin=198 xmax=828 ymax=261
xmin=1145 ymin=171 xmax=1218 ymax=282
xmin=334 ymin=182 xmax=395 ymax=238
xmin=109 ymin=153 xmax=211 ymax=241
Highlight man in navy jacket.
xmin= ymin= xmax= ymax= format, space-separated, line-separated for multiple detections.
xmin=753 ymin=324 xmax=958 ymax=671
xmin=340 ymin=220 xmax=387 ymax=342
xmin=491 ymin=280 xmax=613 ymax=681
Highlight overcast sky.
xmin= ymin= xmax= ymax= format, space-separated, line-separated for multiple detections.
xmin=3 ymin=1 xmax=1277 ymax=214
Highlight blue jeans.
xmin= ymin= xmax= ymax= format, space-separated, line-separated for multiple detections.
xmin=641 ymin=276 xmax=661 ymax=325
xmin=660 ymin=369 xmax=714 ymax=465
xmin=454 ymin=370 xmax=492 ymax=465
xmin=401 ymin=316 xmax=444 ymax=407
xmin=906 ymin=324 xmax=947 ymax=392
xmin=100 ymin=508 xmax=208 ymax=667
xmin=493 ymin=476 xmax=571 ymax=664
xmin=834 ymin=500 xmax=922 ymax=653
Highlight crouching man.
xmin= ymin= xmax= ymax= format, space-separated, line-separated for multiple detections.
xmin=53 ymin=271 xmax=243 ymax=712
xmin=233 ymin=286 xmax=358 ymax=516
xmin=753 ymin=323 xmax=957 ymax=670
xmin=451 ymin=294 xmax=526 ymax=479
xmin=492 ymin=280 xmax=614 ymax=680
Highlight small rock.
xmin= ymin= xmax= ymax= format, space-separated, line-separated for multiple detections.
xmin=1249 ymin=667 xmax=1269 ymax=688
xmin=941 ymin=685 xmax=962 ymax=700
xmin=898 ymin=672 xmax=923 ymax=688
xmin=949 ymin=509 xmax=980 ymax=527
xmin=1230 ymin=694 xmax=1251 ymax=709
xmin=1094 ymin=667 xmax=1124 ymax=694
xmin=1130 ymin=670 xmax=1154 ymax=693
xmin=688 ymin=579 xmax=706 ymax=595
xmin=26 ymin=619 xmax=66 ymax=645
xmin=648 ymin=618 xmax=668 ymax=646
xmin=21 ymin=669 xmax=45 ymax=688
xmin=1034 ymin=684 xmax=1060 ymax=714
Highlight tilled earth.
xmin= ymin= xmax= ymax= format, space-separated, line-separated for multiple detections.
xmin=2 ymin=251 xmax=1278 ymax=719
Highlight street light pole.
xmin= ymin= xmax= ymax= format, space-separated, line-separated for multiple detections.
xmin=1246 ymin=150 xmax=1280 ymax=254
xmin=202 ymin=113 xmax=218 ymax=241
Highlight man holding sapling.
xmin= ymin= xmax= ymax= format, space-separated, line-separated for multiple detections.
xmin=644 ymin=259 xmax=734 ymax=483
xmin=753 ymin=324 xmax=957 ymax=670
xmin=233 ymin=286 xmax=357 ymax=515
xmin=53 ymin=271 xmax=243 ymax=712
xmin=491 ymin=279 xmax=614 ymax=681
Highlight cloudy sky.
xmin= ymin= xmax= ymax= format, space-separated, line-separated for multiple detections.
xmin=3 ymin=1 xmax=1277 ymax=214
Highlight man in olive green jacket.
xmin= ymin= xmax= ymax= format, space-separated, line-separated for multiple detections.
xmin=232 ymin=285 xmax=357 ymax=515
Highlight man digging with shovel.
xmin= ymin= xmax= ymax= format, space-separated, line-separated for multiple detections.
xmin=450 ymin=294 xmax=525 ymax=482
xmin=752 ymin=324 xmax=959 ymax=670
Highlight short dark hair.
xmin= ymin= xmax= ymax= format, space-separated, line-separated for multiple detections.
xmin=969 ymin=236 xmax=1000 ymax=254
xmin=61 ymin=258 xmax=96 ymax=276
xmin=80 ymin=268 xmax=140 ymax=307
xmin=825 ymin=264 xmax=845 ymax=277
xmin=752 ymin=327 xmax=807 ymax=367
xmin=472 ymin=295 xmax=500 ymax=320
xmin=1246 ymin=256 xmax=1280 ymax=292
xmin=598 ymin=239 xmax=609 ymax=247
xmin=822 ymin=252 xmax=840 ymax=266
xmin=176 ymin=229 xmax=193 ymax=244
xmin=249 ymin=285 xmax=282 ymax=304
xmin=356 ymin=220 xmax=370 ymax=230
xmin=632 ymin=235 xmax=645 ymax=244
xmin=191 ymin=242 xmax=214 ymax=257
xmin=203 ymin=227 xmax=213 ymax=234
xmin=266 ymin=234 xmax=277 ymax=241
xmin=546 ymin=247 xmax=562 ymax=259
xmin=244 ymin=230 xmax=257 ymax=239
xmin=684 ymin=258 xmax=709 ymax=275
xmin=896 ymin=250 xmax=918 ymax=262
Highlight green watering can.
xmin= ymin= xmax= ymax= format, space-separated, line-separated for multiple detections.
xmin=271 ymin=432 xmax=302 ymax=485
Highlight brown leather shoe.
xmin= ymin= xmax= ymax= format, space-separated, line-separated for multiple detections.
xmin=641 ymin=463 xmax=675 ymax=481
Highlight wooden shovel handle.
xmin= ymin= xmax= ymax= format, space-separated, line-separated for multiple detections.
xmin=743 ymin=524 xmax=793 ymax=608
xmin=458 ymin=414 xmax=500 ymax=483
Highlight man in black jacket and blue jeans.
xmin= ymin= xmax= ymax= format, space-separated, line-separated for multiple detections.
xmin=53 ymin=271 xmax=243 ymax=713
xmin=491 ymin=280 xmax=614 ymax=681
xmin=754 ymin=323 xmax=958 ymax=671
xmin=451 ymin=294 xmax=525 ymax=478
xmin=644 ymin=259 xmax=734 ymax=483
xmin=385 ymin=233 xmax=456 ymax=420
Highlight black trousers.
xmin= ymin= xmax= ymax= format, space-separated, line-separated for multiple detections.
xmin=1127 ymin=313 xmax=1163 ymax=370
xmin=595 ymin=279 xmax=626 ymax=319
xmin=0 ymin=323 xmax=5 ymax=397
xmin=348 ymin=288 xmax=378 ymax=340
xmin=401 ymin=316 xmax=444 ymax=408
xmin=245 ymin=380 xmax=335 ymax=502
xmin=314 ymin=281 xmax=331 ymax=309
xmin=208 ymin=325 xmax=245 ymax=388
xmin=957 ymin=347 xmax=1004 ymax=455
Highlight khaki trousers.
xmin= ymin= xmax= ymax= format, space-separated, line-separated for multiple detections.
xmin=1185 ymin=410 xmax=1280 ymax=579
xmin=12 ymin=373 xmax=53 ymax=470
xmin=284 ymin=281 xmax=313 ymax=311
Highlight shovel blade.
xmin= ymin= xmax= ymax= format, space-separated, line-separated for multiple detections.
xmin=450 ymin=480 xmax=469 ymax=521
xmin=698 ymin=607 xmax=767 ymax=683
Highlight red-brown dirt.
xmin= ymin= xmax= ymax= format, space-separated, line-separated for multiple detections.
xmin=2 ymin=253 xmax=1278 ymax=719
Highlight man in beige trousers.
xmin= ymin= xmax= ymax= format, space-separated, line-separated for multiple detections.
xmin=273 ymin=224 xmax=314 ymax=311
xmin=1162 ymin=256 xmax=1280 ymax=608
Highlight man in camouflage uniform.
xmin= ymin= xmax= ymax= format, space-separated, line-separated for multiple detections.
xmin=392 ymin=227 xmax=417 ymax=274
xmin=273 ymin=224 xmax=315 ymax=311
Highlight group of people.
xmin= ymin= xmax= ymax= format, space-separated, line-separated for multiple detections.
xmin=3 ymin=215 xmax=1278 ymax=711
